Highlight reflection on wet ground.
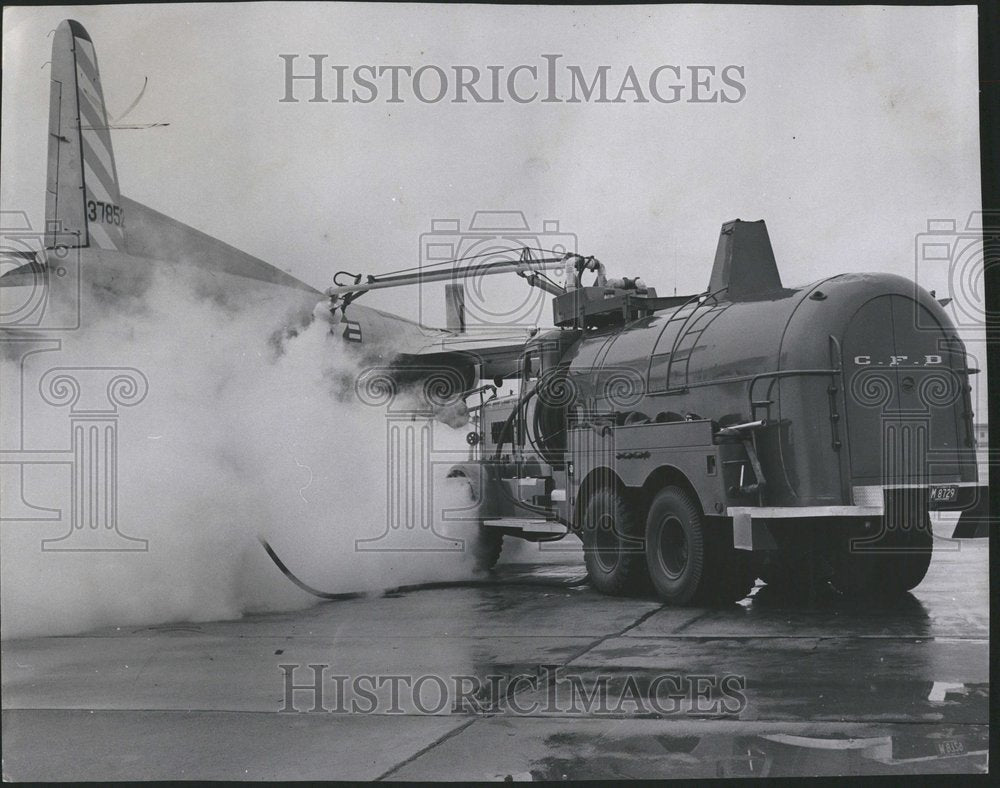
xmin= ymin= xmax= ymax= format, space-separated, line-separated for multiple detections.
xmin=528 ymin=722 xmax=988 ymax=779
xmin=1 ymin=540 xmax=988 ymax=779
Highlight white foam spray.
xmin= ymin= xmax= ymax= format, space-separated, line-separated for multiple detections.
xmin=0 ymin=265 xmax=482 ymax=639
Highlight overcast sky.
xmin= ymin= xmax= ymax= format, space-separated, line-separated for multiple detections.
xmin=1 ymin=3 xmax=985 ymax=409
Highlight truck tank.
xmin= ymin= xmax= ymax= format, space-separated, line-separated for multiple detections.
xmin=551 ymin=226 xmax=976 ymax=510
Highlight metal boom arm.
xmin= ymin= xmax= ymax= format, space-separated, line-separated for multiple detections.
xmin=325 ymin=251 xmax=570 ymax=298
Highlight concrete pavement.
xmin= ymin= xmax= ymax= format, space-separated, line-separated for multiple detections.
xmin=1 ymin=538 xmax=988 ymax=779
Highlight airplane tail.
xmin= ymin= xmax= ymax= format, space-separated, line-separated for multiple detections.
xmin=46 ymin=19 xmax=125 ymax=251
xmin=35 ymin=19 xmax=319 ymax=295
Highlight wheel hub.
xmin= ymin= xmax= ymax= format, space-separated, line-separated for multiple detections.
xmin=593 ymin=512 xmax=620 ymax=571
xmin=658 ymin=515 xmax=688 ymax=579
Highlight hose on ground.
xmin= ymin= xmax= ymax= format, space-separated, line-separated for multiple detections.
xmin=260 ymin=538 xmax=589 ymax=601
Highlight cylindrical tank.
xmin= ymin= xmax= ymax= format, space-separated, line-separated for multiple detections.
xmin=557 ymin=272 xmax=976 ymax=507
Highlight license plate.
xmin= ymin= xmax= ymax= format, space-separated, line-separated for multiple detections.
xmin=936 ymin=739 xmax=966 ymax=756
xmin=930 ymin=485 xmax=958 ymax=503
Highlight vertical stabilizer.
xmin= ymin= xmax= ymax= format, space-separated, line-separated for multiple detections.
xmin=45 ymin=20 xmax=124 ymax=251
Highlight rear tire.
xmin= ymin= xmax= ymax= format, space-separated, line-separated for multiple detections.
xmin=580 ymin=483 xmax=650 ymax=595
xmin=827 ymin=520 xmax=883 ymax=597
xmin=881 ymin=492 xmax=934 ymax=593
xmin=644 ymin=486 xmax=753 ymax=606
xmin=829 ymin=495 xmax=934 ymax=597
xmin=883 ymin=519 xmax=933 ymax=592
xmin=833 ymin=518 xmax=933 ymax=597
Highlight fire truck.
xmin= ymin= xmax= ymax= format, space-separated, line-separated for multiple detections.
xmin=330 ymin=220 xmax=985 ymax=604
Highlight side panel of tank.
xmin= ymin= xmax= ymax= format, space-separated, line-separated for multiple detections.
xmin=561 ymin=295 xmax=812 ymax=508
xmin=559 ymin=272 xmax=975 ymax=508
xmin=561 ymin=327 xmax=621 ymax=409
xmin=764 ymin=373 xmax=847 ymax=505
xmin=773 ymin=278 xmax=911 ymax=506
xmin=726 ymin=286 xmax=846 ymax=507
xmin=654 ymin=299 xmax=795 ymax=392
xmin=566 ymin=298 xmax=801 ymax=422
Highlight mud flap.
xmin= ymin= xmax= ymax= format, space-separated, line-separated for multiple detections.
xmin=732 ymin=512 xmax=778 ymax=551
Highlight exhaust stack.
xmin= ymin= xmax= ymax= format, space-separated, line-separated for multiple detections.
xmin=445 ymin=283 xmax=466 ymax=332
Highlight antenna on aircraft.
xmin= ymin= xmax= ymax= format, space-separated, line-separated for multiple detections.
xmin=80 ymin=122 xmax=170 ymax=130
xmin=112 ymin=77 xmax=148 ymax=123
xmin=83 ymin=77 xmax=170 ymax=130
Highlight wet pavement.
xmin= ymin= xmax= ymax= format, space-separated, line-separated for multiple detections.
xmin=1 ymin=538 xmax=988 ymax=779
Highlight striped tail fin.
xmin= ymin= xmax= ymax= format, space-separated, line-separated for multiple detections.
xmin=45 ymin=19 xmax=125 ymax=251
xmin=35 ymin=19 xmax=319 ymax=297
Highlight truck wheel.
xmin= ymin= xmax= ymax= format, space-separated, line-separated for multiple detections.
xmin=827 ymin=520 xmax=882 ymax=597
xmin=644 ymin=486 xmax=707 ymax=605
xmin=879 ymin=493 xmax=934 ymax=593
xmin=829 ymin=516 xmax=933 ymax=598
xmin=875 ymin=518 xmax=934 ymax=594
xmin=887 ymin=515 xmax=934 ymax=593
xmin=447 ymin=470 xmax=502 ymax=571
xmin=580 ymin=483 xmax=650 ymax=595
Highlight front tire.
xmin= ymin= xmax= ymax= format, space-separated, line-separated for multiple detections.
xmin=472 ymin=528 xmax=504 ymax=572
xmin=447 ymin=470 xmax=502 ymax=571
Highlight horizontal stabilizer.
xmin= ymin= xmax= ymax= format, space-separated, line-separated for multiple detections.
xmin=121 ymin=198 xmax=318 ymax=293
